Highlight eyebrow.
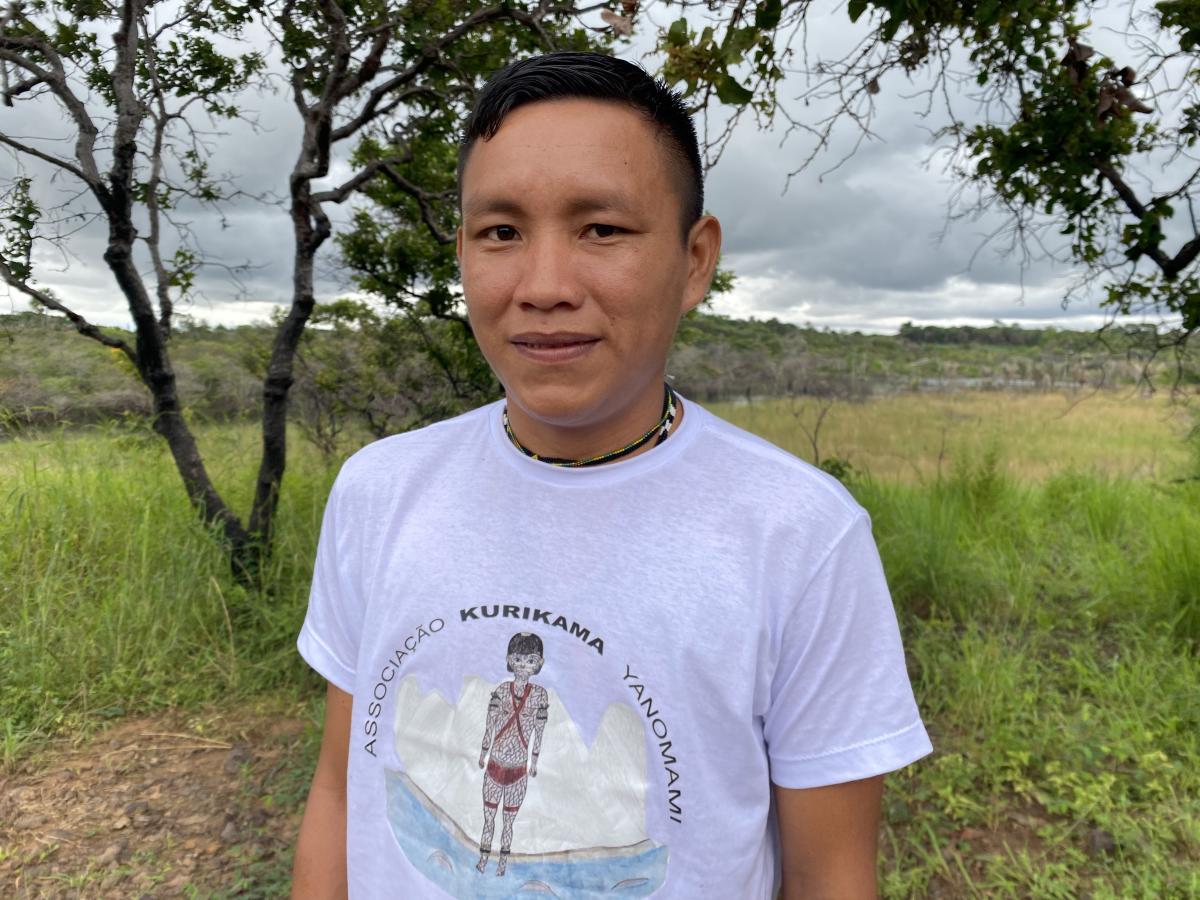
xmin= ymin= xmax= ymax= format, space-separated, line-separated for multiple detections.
xmin=463 ymin=190 xmax=637 ymax=220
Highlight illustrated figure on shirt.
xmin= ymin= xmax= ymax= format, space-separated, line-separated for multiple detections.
xmin=475 ymin=631 xmax=550 ymax=877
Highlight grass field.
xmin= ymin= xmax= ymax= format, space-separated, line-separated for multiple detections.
xmin=2 ymin=390 xmax=1198 ymax=897
xmin=711 ymin=390 xmax=1196 ymax=482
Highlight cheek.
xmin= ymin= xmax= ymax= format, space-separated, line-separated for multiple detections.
xmin=463 ymin=258 xmax=515 ymax=309
xmin=583 ymin=246 xmax=682 ymax=303
xmin=579 ymin=249 xmax=646 ymax=286
xmin=463 ymin=273 xmax=513 ymax=349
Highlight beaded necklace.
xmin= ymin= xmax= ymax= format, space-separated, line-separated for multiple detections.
xmin=502 ymin=384 xmax=678 ymax=467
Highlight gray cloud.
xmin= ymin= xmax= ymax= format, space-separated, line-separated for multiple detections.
xmin=0 ymin=3 xmax=1177 ymax=334
xmin=703 ymin=55 xmax=1078 ymax=299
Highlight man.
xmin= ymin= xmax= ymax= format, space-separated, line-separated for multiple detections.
xmin=474 ymin=632 xmax=550 ymax=876
xmin=292 ymin=51 xmax=931 ymax=899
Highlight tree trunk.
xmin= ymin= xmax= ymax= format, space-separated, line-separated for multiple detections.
xmin=246 ymin=95 xmax=330 ymax=553
xmin=103 ymin=227 xmax=257 ymax=579
xmin=247 ymin=224 xmax=319 ymax=550
xmin=100 ymin=12 xmax=260 ymax=580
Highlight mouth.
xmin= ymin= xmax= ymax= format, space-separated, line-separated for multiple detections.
xmin=510 ymin=332 xmax=600 ymax=364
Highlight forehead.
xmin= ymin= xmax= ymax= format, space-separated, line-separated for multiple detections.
xmin=461 ymin=97 xmax=675 ymax=218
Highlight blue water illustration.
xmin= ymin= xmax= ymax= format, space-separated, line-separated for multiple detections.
xmin=385 ymin=769 xmax=667 ymax=898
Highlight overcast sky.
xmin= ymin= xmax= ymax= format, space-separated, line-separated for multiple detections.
xmin=0 ymin=1 xmax=1179 ymax=333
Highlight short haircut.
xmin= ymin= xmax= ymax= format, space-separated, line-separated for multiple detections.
xmin=506 ymin=632 xmax=545 ymax=674
xmin=458 ymin=51 xmax=703 ymax=242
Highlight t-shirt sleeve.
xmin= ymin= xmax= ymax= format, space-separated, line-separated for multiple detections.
xmin=764 ymin=512 xmax=932 ymax=788
xmin=296 ymin=475 xmax=364 ymax=694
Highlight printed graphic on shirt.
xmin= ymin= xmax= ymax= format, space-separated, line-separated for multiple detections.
xmin=474 ymin=632 xmax=550 ymax=876
xmin=384 ymin=630 xmax=668 ymax=898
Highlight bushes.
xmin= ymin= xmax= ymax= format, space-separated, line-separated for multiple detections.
xmin=3 ymin=422 xmax=1196 ymax=895
xmin=0 ymin=424 xmax=329 ymax=759
xmin=848 ymin=463 xmax=1199 ymax=897
xmin=3 ymin=424 xmax=1194 ymax=759
xmin=854 ymin=460 xmax=1200 ymax=645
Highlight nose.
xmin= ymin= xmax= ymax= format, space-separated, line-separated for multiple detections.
xmin=513 ymin=234 xmax=583 ymax=312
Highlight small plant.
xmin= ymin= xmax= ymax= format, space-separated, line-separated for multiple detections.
xmin=819 ymin=456 xmax=856 ymax=483
xmin=1185 ymin=408 xmax=1200 ymax=481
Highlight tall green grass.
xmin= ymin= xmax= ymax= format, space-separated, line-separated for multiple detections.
xmin=710 ymin=391 xmax=1195 ymax=482
xmin=0 ymin=423 xmax=331 ymax=760
xmin=2 ymin=418 xmax=1197 ymax=895
xmin=858 ymin=455 xmax=1200 ymax=644
xmin=849 ymin=457 xmax=1199 ymax=897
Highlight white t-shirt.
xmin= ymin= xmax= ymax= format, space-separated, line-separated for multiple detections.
xmin=298 ymin=397 xmax=932 ymax=899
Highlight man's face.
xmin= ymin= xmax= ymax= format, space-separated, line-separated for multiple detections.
xmin=457 ymin=98 xmax=721 ymax=429
xmin=508 ymin=652 xmax=542 ymax=676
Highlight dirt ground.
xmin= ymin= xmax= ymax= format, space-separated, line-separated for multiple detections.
xmin=0 ymin=706 xmax=316 ymax=898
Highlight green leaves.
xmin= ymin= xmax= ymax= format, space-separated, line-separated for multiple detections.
xmin=715 ymin=74 xmax=754 ymax=105
xmin=168 ymin=248 xmax=198 ymax=295
xmin=976 ymin=0 xmax=1002 ymax=27
xmin=1156 ymin=0 xmax=1200 ymax=51
xmin=754 ymin=0 xmax=783 ymax=30
xmin=667 ymin=17 xmax=690 ymax=46
xmin=657 ymin=10 xmax=787 ymax=116
xmin=821 ymin=0 xmax=1200 ymax=332
xmin=0 ymin=179 xmax=40 ymax=285
xmin=881 ymin=15 xmax=903 ymax=41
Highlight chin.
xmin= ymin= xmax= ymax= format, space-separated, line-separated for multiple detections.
xmin=505 ymin=379 xmax=606 ymax=427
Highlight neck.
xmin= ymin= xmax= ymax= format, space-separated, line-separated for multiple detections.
xmin=504 ymin=381 xmax=677 ymax=464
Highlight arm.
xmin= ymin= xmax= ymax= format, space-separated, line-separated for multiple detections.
xmin=774 ymin=775 xmax=884 ymax=900
xmin=529 ymin=689 xmax=549 ymax=776
xmin=292 ymin=682 xmax=353 ymax=900
xmin=479 ymin=689 xmax=502 ymax=767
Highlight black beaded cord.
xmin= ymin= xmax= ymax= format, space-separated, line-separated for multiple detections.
xmin=502 ymin=384 xmax=678 ymax=467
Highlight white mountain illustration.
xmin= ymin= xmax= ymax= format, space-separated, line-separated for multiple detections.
xmin=392 ymin=674 xmax=648 ymax=854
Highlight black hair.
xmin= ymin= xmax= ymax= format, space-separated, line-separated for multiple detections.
xmin=506 ymin=631 xmax=545 ymax=674
xmin=457 ymin=51 xmax=703 ymax=242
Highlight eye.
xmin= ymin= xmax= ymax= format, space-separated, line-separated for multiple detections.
xmin=585 ymin=223 xmax=623 ymax=239
xmin=483 ymin=225 xmax=519 ymax=242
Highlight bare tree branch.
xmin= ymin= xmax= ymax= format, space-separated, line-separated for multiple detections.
xmin=139 ymin=14 xmax=177 ymax=335
xmin=330 ymin=85 xmax=443 ymax=142
xmin=0 ymin=132 xmax=91 ymax=183
xmin=0 ymin=257 xmax=137 ymax=362
xmin=1098 ymin=161 xmax=1200 ymax=277
xmin=0 ymin=37 xmax=105 ymax=189
xmin=329 ymin=1 xmax=557 ymax=147
xmin=331 ymin=20 xmax=391 ymax=104
xmin=379 ymin=162 xmax=456 ymax=244
xmin=3 ymin=71 xmax=48 ymax=102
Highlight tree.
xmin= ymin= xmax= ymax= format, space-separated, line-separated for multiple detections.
xmin=0 ymin=0 xmax=604 ymax=580
xmin=281 ymin=299 xmax=500 ymax=457
xmin=0 ymin=1 xmax=267 ymax=577
xmin=652 ymin=0 xmax=1200 ymax=348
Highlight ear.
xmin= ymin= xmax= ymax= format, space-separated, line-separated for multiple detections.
xmin=456 ymin=225 xmax=464 ymax=263
xmin=680 ymin=215 xmax=722 ymax=316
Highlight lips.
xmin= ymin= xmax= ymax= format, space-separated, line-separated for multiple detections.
xmin=510 ymin=332 xmax=600 ymax=364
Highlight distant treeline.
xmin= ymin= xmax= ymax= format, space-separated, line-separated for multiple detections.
xmin=1 ymin=309 xmax=1194 ymax=437
xmin=668 ymin=312 xmax=1193 ymax=403
xmin=896 ymin=320 xmax=1162 ymax=347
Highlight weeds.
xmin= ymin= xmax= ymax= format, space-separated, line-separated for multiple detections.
xmin=2 ymin=401 xmax=1197 ymax=896
xmin=0 ymin=423 xmax=330 ymax=759
xmin=714 ymin=390 xmax=1195 ymax=482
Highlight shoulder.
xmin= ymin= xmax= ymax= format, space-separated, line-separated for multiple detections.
xmin=681 ymin=401 xmax=864 ymax=532
xmin=330 ymin=401 xmax=498 ymax=500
